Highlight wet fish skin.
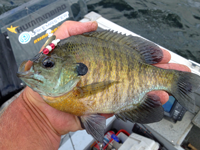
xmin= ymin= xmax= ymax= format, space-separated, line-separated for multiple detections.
xmin=42 ymin=34 xmax=174 ymax=114
xmin=17 ymin=31 xmax=200 ymax=142
xmin=43 ymin=62 xmax=176 ymax=115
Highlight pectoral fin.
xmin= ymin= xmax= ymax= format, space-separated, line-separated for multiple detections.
xmin=79 ymin=114 xmax=106 ymax=142
xmin=115 ymin=94 xmax=164 ymax=124
xmin=76 ymin=81 xmax=119 ymax=98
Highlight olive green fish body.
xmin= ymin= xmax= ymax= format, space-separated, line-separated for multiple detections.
xmin=80 ymin=64 xmax=177 ymax=114
xmin=44 ymin=35 xmax=177 ymax=115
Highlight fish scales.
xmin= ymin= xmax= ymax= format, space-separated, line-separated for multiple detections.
xmin=56 ymin=36 xmax=174 ymax=114
xmin=67 ymin=41 xmax=139 ymax=112
xmin=45 ymin=36 xmax=175 ymax=115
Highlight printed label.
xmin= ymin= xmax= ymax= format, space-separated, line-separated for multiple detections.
xmin=18 ymin=11 xmax=69 ymax=44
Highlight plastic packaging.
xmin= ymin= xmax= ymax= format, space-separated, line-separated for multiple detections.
xmin=111 ymin=134 xmax=121 ymax=143
xmin=119 ymin=133 xmax=159 ymax=150
xmin=93 ymin=131 xmax=115 ymax=150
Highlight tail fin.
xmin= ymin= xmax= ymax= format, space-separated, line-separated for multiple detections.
xmin=171 ymin=71 xmax=200 ymax=112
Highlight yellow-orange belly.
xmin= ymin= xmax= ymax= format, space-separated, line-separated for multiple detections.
xmin=43 ymin=87 xmax=87 ymax=116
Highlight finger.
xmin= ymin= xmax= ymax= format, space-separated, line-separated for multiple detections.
xmin=154 ymin=63 xmax=191 ymax=72
xmin=148 ymin=91 xmax=169 ymax=105
xmin=157 ymin=48 xmax=171 ymax=64
xmin=100 ymin=114 xmax=114 ymax=119
xmin=151 ymin=63 xmax=191 ymax=105
xmin=54 ymin=21 xmax=98 ymax=39
xmin=38 ymin=21 xmax=98 ymax=53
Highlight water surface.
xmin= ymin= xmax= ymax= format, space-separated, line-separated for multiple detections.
xmin=1 ymin=0 xmax=200 ymax=63
xmin=87 ymin=0 xmax=200 ymax=63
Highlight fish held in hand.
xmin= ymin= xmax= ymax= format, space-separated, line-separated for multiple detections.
xmin=17 ymin=31 xmax=200 ymax=142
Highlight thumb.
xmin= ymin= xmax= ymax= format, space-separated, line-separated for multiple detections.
xmin=54 ymin=21 xmax=98 ymax=39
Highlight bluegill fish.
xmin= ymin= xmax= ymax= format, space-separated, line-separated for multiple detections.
xmin=17 ymin=31 xmax=200 ymax=142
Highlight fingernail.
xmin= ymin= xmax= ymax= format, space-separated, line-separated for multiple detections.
xmin=91 ymin=21 xmax=98 ymax=30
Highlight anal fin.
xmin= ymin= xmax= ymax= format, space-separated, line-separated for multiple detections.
xmin=79 ymin=114 xmax=106 ymax=142
xmin=115 ymin=94 xmax=164 ymax=124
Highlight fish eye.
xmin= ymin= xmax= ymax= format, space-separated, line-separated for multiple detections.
xmin=42 ymin=57 xmax=55 ymax=69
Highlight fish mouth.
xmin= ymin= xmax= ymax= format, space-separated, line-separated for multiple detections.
xmin=17 ymin=60 xmax=44 ymax=84
xmin=17 ymin=52 xmax=45 ymax=78
xmin=17 ymin=60 xmax=34 ymax=78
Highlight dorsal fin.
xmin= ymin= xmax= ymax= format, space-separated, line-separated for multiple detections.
xmin=83 ymin=31 xmax=163 ymax=64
